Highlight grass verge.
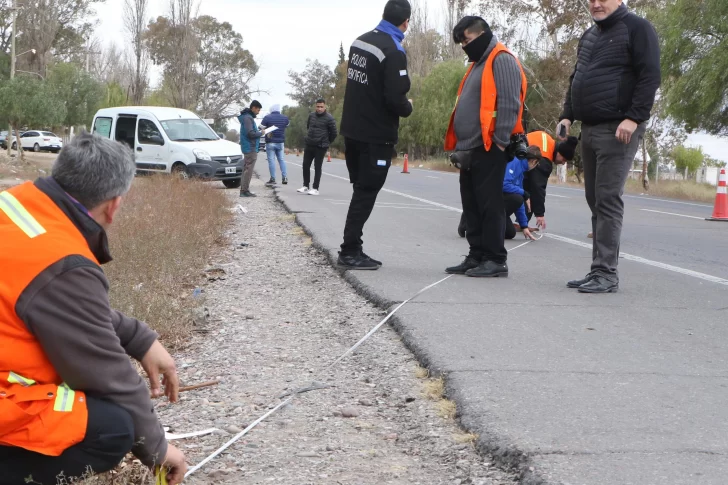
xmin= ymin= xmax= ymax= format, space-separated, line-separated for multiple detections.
xmin=624 ymin=178 xmax=716 ymax=204
xmin=104 ymin=175 xmax=232 ymax=347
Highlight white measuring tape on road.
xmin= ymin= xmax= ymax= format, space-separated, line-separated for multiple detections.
xmin=185 ymin=239 xmax=538 ymax=477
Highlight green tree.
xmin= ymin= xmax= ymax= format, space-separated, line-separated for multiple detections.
xmin=338 ymin=42 xmax=346 ymax=65
xmin=100 ymin=81 xmax=130 ymax=109
xmin=656 ymin=0 xmax=728 ymax=135
xmin=145 ymin=13 xmax=258 ymax=118
xmin=282 ymin=105 xmax=311 ymax=150
xmin=47 ymin=63 xmax=104 ymax=127
xmin=287 ymin=59 xmax=335 ymax=109
xmin=400 ymin=60 xmax=468 ymax=157
xmin=672 ymin=145 xmax=704 ymax=177
xmin=0 ymin=77 xmax=66 ymax=159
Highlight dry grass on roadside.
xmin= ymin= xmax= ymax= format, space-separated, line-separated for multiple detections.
xmin=624 ymin=178 xmax=717 ymax=203
xmin=392 ymin=157 xmax=458 ymax=173
xmin=104 ymin=175 xmax=232 ymax=347
xmin=0 ymin=155 xmax=47 ymax=182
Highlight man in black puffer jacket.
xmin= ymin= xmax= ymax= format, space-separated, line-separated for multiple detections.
xmin=558 ymin=0 xmax=660 ymax=294
xmin=297 ymin=99 xmax=338 ymax=196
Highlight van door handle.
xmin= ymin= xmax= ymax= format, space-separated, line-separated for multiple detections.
xmin=137 ymin=147 xmax=142 ymax=152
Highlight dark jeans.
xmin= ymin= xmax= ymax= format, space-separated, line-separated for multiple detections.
xmin=302 ymin=145 xmax=327 ymax=189
xmin=460 ymin=145 xmax=509 ymax=264
xmin=0 ymin=397 xmax=134 ymax=485
xmin=581 ymin=120 xmax=645 ymax=281
xmin=340 ymin=138 xmax=392 ymax=255
xmin=503 ymin=192 xmax=525 ymax=240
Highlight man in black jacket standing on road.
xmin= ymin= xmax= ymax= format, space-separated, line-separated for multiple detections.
xmin=337 ymin=0 xmax=413 ymax=270
xmin=297 ymin=99 xmax=338 ymax=196
xmin=558 ymin=0 xmax=660 ymax=293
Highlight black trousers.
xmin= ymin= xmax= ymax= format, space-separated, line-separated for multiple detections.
xmin=302 ymin=145 xmax=327 ymax=189
xmin=0 ymin=397 xmax=134 ymax=485
xmin=503 ymin=192 xmax=526 ymax=240
xmin=341 ymin=138 xmax=392 ymax=255
xmin=459 ymin=145 xmax=509 ymax=264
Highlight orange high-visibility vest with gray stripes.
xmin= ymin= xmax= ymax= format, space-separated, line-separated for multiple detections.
xmin=444 ymin=43 xmax=528 ymax=152
xmin=527 ymin=131 xmax=556 ymax=162
xmin=0 ymin=181 xmax=92 ymax=455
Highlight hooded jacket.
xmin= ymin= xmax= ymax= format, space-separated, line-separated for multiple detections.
xmin=261 ymin=106 xmax=290 ymax=144
xmin=237 ymin=108 xmax=262 ymax=153
xmin=503 ymin=157 xmax=530 ymax=228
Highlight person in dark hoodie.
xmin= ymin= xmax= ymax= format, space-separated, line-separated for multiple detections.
xmin=297 ymin=99 xmax=337 ymax=196
xmin=558 ymin=0 xmax=660 ymax=293
xmin=0 ymin=133 xmax=186 ymax=485
xmin=237 ymin=100 xmax=264 ymax=197
xmin=336 ymin=0 xmax=413 ymax=270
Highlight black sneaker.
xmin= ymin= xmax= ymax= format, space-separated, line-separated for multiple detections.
xmin=337 ymin=253 xmax=380 ymax=270
xmin=578 ymin=275 xmax=618 ymax=293
xmin=265 ymin=178 xmax=276 ymax=186
xmin=567 ymin=273 xmax=596 ymax=289
xmin=282 ymin=177 xmax=288 ymax=185
xmin=465 ymin=260 xmax=508 ymax=278
xmin=446 ymin=256 xmax=480 ymax=275
xmin=239 ymin=190 xmax=257 ymax=198
xmin=360 ymin=251 xmax=382 ymax=266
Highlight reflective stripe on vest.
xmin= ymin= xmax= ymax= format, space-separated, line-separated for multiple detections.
xmin=7 ymin=371 xmax=36 ymax=387
xmin=0 ymin=191 xmax=47 ymax=238
xmin=53 ymin=383 xmax=75 ymax=412
xmin=541 ymin=132 xmax=549 ymax=153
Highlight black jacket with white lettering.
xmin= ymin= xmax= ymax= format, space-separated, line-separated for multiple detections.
xmin=340 ymin=29 xmax=412 ymax=145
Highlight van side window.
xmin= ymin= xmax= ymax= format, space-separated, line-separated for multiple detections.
xmin=138 ymin=119 xmax=164 ymax=145
xmin=93 ymin=117 xmax=112 ymax=138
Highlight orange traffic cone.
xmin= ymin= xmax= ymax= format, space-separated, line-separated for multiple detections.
xmin=327 ymin=151 xmax=331 ymax=162
xmin=706 ymin=168 xmax=728 ymax=221
xmin=401 ymin=153 xmax=410 ymax=174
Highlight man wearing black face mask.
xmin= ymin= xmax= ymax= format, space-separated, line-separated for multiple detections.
xmin=444 ymin=16 xmax=527 ymax=278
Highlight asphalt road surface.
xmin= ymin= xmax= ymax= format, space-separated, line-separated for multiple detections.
xmin=254 ymin=153 xmax=728 ymax=485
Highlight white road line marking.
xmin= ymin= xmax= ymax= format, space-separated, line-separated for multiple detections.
xmin=426 ymin=176 xmax=439 ymax=179
xmin=548 ymin=194 xmax=570 ymax=198
xmin=290 ymin=162 xmax=728 ymax=287
xmin=544 ymin=234 xmax=728 ymax=287
xmin=640 ymin=209 xmax=705 ymax=220
xmin=550 ymin=186 xmax=712 ymax=208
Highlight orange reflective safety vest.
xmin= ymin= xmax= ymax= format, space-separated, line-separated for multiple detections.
xmin=527 ymin=131 xmax=556 ymax=162
xmin=444 ymin=43 xmax=528 ymax=152
xmin=0 ymin=182 xmax=92 ymax=455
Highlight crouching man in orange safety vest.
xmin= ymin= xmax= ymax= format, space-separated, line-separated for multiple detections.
xmin=0 ymin=133 xmax=187 ymax=484
xmin=443 ymin=15 xmax=528 ymax=278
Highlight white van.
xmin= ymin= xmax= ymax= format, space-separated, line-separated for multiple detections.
xmin=91 ymin=106 xmax=244 ymax=188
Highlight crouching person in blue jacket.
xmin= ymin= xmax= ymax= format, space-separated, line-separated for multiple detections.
xmin=503 ymin=151 xmax=540 ymax=241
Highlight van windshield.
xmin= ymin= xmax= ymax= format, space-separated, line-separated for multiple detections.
xmin=159 ymin=118 xmax=219 ymax=142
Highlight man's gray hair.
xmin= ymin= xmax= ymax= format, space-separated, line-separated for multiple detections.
xmin=52 ymin=132 xmax=136 ymax=209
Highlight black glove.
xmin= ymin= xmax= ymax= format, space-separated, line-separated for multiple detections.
xmin=522 ymin=190 xmax=531 ymax=201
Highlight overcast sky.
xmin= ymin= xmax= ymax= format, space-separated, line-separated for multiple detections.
xmin=92 ymin=0 xmax=728 ymax=163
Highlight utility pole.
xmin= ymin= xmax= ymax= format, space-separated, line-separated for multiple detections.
xmin=7 ymin=0 xmax=17 ymax=157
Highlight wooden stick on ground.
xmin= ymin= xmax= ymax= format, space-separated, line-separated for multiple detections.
xmin=179 ymin=380 xmax=220 ymax=393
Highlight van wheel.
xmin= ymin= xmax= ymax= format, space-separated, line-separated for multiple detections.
xmin=171 ymin=163 xmax=188 ymax=180
xmin=222 ymin=178 xmax=241 ymax=189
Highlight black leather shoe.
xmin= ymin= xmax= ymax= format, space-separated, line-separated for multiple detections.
xmin=282 ymin=177 xmax=288 ymax=185
xmin=360 ymin=251 xmax=382 ymax=266
xmin=239 ymin=190 xmax=257 ymax=197
xmin=338 ymin=253 xmax=380 ymax=270
xmin=567 ymin=273 xmax=596 ymax=288
xmin=446 ymin=256 xmax=480 ymax=275
xmin=466 ymin=260 xmax=509 ymax=278
xmin=578 ymin=275 xmax=618 ymax=293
